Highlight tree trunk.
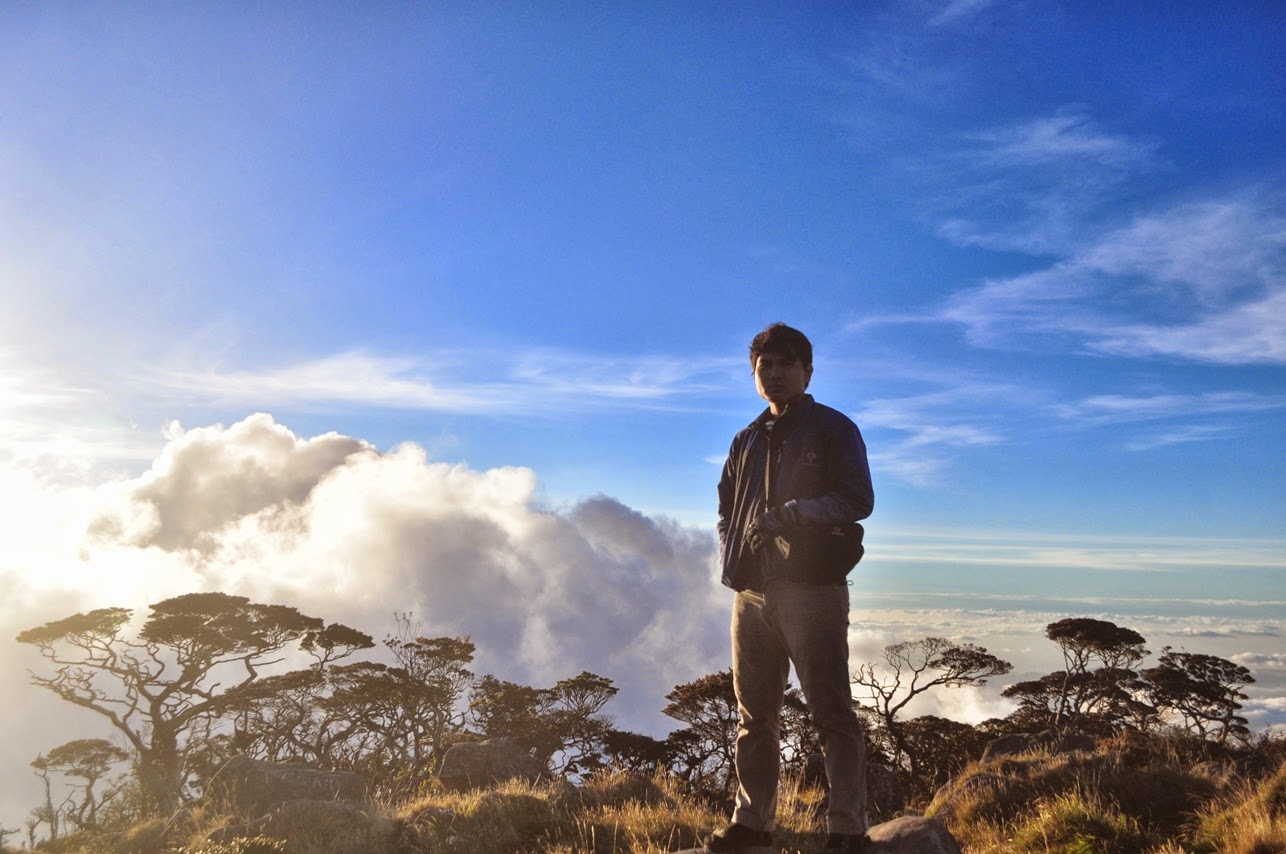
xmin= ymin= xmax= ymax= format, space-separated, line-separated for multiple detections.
xmin=138 ymin=731 xmax=182 ymax=815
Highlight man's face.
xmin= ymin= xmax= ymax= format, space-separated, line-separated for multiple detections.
xmin=754 ymin=351 xmax=811 ymax=413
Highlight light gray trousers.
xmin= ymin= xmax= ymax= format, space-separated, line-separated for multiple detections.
xmin=730 ymin=579 xmax=868 ymax=835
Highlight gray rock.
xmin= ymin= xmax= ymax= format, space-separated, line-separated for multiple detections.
xmin=674 ymin=816 xmax=961 ymax=854
xmin=868 ymin=815 xmax=962 ymax=853
xmin=206 ymin=755 xmax=367 ymax=816
xmin=437 ymin=737 xmax=545 ymax=791
xmin=981 ymin=730 xmax=1095 ymax=762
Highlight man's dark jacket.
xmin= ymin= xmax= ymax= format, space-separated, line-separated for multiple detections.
xmin=718 ymin=394 xmax=874 ymax=591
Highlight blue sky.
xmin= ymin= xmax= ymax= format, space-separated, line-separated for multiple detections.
xmin=6 ymin=2 xmax=1282 ymax=527
xmin=0 ymin=0 xmax=1284 ymax=829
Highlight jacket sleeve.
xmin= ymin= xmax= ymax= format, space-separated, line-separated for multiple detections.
xmin=716 ymin=437 xmax=738 ymax=558
xmin=791 ymin=417 xmax=874 ymax=526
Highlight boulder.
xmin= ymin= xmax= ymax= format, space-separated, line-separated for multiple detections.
xmin=981 ymin=730 xmax=1095 ymax=762
xmin=437 ymin=738 xmax=545 ymax=791
xmin=673 ymin=816 xmax=960 ymax=854
xmin=868 ymin=815 xmax=963 ymax=853
xmin=207 ymin=755 xmax=367 ymax=816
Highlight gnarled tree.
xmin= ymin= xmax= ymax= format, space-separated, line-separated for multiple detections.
xmin=851 ymin=636 xmax=1011 ymax=781
xmin=1002 ymin=618 xmax=1153 ymax=735
xmin=661 ymin=670 xmax=739 ymax=792
xmin=1143 ymin=647 xmax=1254 ymax=745
xmin=17 ymin=592 xmax=372 ymax=814
xmin=1043 ymin=617 xmax=1149 ymax=730
xmin=468 ymin=671 xmax=620 ymax=778
xmin=31 ymin=738 xmax=130 ymax=834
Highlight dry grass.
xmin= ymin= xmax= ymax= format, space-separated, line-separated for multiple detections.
xmin=1007 ymin=791 xmax=1152 ymax=854
xmin=930 ymin=742 xmax=1285 ymax=854
xmin=392 ymin=770 xmax=828 ymax=853
xmin=1187 ymin=760 xmax=1286 ymax=854
xmin=22 ymin=745 xmax=1285 ymax=853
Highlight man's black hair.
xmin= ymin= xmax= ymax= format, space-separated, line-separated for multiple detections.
xmin=749 ymin=322 xmax=813 ymax=370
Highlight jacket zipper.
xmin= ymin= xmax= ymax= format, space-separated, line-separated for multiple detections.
xmin=763 ymin=420 xmax=774 ymax=509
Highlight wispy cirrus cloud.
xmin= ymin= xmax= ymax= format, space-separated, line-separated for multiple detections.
xmin=1076 ymin=201 xmax=1282 ymax=303
xmin=1 ymin=346 xmax=744 ymax=480
xmin=140 ymin=349 xmax=740 ymax=415
xmin=1122 ymin=425 xmax=1237 ymax=452
xmin=934 ymin=109 xmax=1163 ymax=255
xmin=906 ymin=103 xmax=1286 ymax=365
xmin=1054 ymin=391 xmax=1284 ymax=425
xmin=1095 ymin=289 xmax=1286 ymax=364
xmin=966 ymin=111 xmax=1157 ymax=172
xmin=855 ymin=385 xmax=1012 ymax=487
xmin=0 ymin=352 xmax=162 ymax=475
xmin=874 ymin=528 xmax=1286 ymax=573
xmin=928 ymin=0 xmax=998 ymax=27
xmin=935 ymin=196 xmax=1286 ymax=364
xmin=1055 ymin=388 xmax=1283 ymax=452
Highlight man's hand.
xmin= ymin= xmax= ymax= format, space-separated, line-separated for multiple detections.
xmin=747 ymin=502 xmax=800 ymax=554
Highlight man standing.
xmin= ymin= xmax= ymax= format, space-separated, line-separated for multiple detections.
xmin=708 ymin=323 xmax=874 ymax=853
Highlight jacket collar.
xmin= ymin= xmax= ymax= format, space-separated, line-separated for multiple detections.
xmin=752 ymin=393 xmax=815 ymax=432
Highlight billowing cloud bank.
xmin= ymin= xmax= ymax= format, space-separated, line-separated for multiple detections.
xmin=80 ymin=414 xmax=728 ymax=714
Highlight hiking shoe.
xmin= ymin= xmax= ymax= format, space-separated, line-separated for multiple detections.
xmin=705 ymin=822 xmax=773 ymax=851
xmin=824 ymin=832 xmax=873 ymax=852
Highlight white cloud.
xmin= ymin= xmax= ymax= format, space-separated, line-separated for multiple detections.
xmin=1050 ymin=390 xmax=1283 ymax=450
xmin=140 ymin=349 xmax=740 ymax=416
xmin=855 ymin=386 xmax=1010 ymax=487
xmin=1243 ymin=697 xmax=1286 ymax=730
xmin=930 ymin=109 xmax=1162 ymax=255
xmin=929 ymin=0 xmax=997 ymax=27
xmin=1233 ymin=652 xmax=1286 ymax=671
xmin=894 ymin=106 xmax=1286 ymax=367
xmin=1055 ymin=391 xmax=1282 ymax=425
xmin=66 ymin=415 xmax=728 ymax=697
xmin=1078 ymin=202 xmax=1282 ymax=302
xmin=874 ymin=528 xmax=1286 ymax=573
xmin=938 ymin=197 xmax=1286 ymax=364
xmin=87 ymin=413 xmax=371 ymax=553
xmin=1096 ymin=289 xmax=1286 ymax=365
xmin=1122 ymin=425 xmax=1236 ymax=452
xmin=143 ymin=353 xmax=514 ymax=413
xmin=0 ymin=351 xmax=161 ymax=478
xmin=966 ymin=112 xmax=1157 ymax=172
